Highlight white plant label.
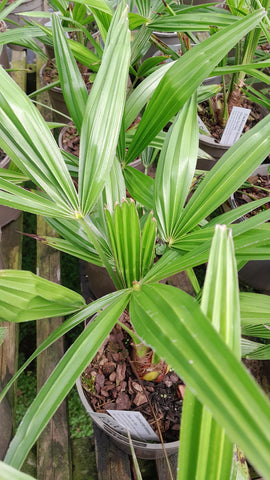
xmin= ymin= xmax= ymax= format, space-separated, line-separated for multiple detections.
xmin=197 ymin=115 xmax=211 ymax=136
xmin=107 ymin=410 xmax=159 ymax=442
xmin=220 ymin=106 xmax=251 ymax=146
xmin=90 ymin=412 xmax=131 ymax=437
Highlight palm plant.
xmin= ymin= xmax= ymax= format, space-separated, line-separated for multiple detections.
xmin=0 ymin=3 xmax=270 ymax=478
xmin=201 ymin=0 xmax=270 ymax=126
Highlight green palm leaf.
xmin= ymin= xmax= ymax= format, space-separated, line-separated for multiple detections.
xmin=105 ymin=200 xmax=141 ymax=288
xmin=0 ymin=270 xmax=85 ymax=322
xmin=123 ymin=166 xmax=154 ymax=209
xmin=241 ymin=339 xmax=270 ymax=360
xmin=4 ymin=291 xmax=130 ymax=469
xmin=0 ymin=461 xmax=36 ymax=480
xmin=0 ymin=0 xmax=25 ymax=19
xmin=0 ymin=67 xmax=78 ymax=212
xmin=242 ymin=324 xmax=270 ymax=339
xmin=68 ymin=0 xmax=112 ymax=15
xmin=135 ymin=0 xmax=151 ymax=17
xmin=78 ymin=3 xmax=130 ymax=215
xmin=130 ymin=281 xmax=270 ymax=479
xmin=240 ymin=292 xmax=270 ymax=325
xmin=52 ymin=14 xmax=88 ymax=133
xmin=125 ymin=62 xmax=172 ymax=131
xmin=126 ymin=9 xmax=266 ymax=163
xmin=144 ymin=223 xmax=270 ymax=285
xmin=141 ymin=211 xmax=156 ymax=278
xmin=178 ymin=225 xmax=239 ymax=479
xmin=0 ymin=290 xmax=130 ymax=405
xmin=177 ymin=114 xmax=270 ymax=236
xmin=154 ymin=94 xmax=198 ymax=241
xmin=149 ymin=10 xmax=238 ymax=32
xmin=0 ymin=180 xmax=73 ymax=217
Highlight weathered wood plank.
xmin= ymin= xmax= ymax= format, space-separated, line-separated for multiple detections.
xmin=0 ymin=384 xmax=12 ymax=460
xmin=156 ymin=454 xmax=178 ymax=480
xmin=10 ymin=49 xmax=27 ymax=90
xmin=36 ymin=217 xmax=71 ymax=480
xmin=71 ymin=437 xmax=98 ymax=480
xmin=93 ymin=424 xmax=132 ymax=480
xmin=0 ymin=215 xmax=23 ymax=459
xmin=0 ymin=44 xmax=26 ymax=461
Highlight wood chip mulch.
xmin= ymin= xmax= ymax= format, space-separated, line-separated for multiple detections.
xmin=198 ymin=98 xmax=265 ymax=143
xmin=234 ymin=173 xmax=270 ymax=218
xmin=81 ymin=314 xmax=184 ymax=443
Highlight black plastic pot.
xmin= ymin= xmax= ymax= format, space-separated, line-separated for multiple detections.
xmin=231 ymin=164 xmax=270 ymax=291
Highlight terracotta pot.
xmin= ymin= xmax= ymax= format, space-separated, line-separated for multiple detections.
xmin=0 ymin=154 xmax=21 ymax=228
xmin=231 ymin=164 xmax=270 ymax=291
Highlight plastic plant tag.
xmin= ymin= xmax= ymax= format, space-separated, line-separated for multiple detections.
xmin=197 ymin=115 xmax=211 ymax=136
xmin=220 ymin=106 xmax=251 ymax=146
xmin=107 ymin=410 xmax=159 ymax=442
xmin=90 ymin=412 xmax=132 ymax=437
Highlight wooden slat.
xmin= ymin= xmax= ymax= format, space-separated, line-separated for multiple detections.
xmin=10 ymin=50 xmax=27 ymax=91
xmin=156 ymin=454 xmax=178 ymax=480
xmin=35 ymin=218 xmax=71 ymax=480
xmin=0 ymin=216 xmax=22 ymax=461
xmin=33 ymin=30 xmax=71 ymax=477
xmin=71 ymin=437 xmax=98 ymax=480
xmin=0 ymin=47 xmax=26 ymax=459
xmin=93 ymin=424 xmax=132 ymax=480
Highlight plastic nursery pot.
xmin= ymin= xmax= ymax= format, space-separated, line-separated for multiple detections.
xmin=0 ymin=154 xmax=21 ymax=228
xmin=6 ymin=0 xmax=44 ymax=50
xmin=40 ymin=62 xmax=70 ymax=124
xmin=76 ymin=376 xmax=179 ymax=460
xmin=198 ymin=102 xmax=269 ymax=164
xmin=75 ymin=315 xmax=182 ymax=461
xmin=58 ymin=122 xmax=145 ymax=170
xmin=231 ymin=164 xmax=270 ymax=291
xmin=0 ymin=44 xmax=10 ymax=69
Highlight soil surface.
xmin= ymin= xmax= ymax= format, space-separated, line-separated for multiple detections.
xmin=198 ymin=97 xmax=265 ymax=143
xmin=234 ymin=172 xmax=270 ymax=217
xmin=60 ymin=123 xmax=80 ymax=157
xmin=42 ymin=59 xmax=93 ymax=90
xmin=81 ymin=313 xmax=184 ymax=443
xmin=0 ymin=148 xmax=7 ymax=163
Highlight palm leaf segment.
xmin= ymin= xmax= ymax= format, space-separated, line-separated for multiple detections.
xmin=105 ymin=199 xmax=156 ymax=289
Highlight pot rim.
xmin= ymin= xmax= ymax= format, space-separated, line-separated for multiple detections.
xmin=76 ymin=376 xmax=180 ymax=459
